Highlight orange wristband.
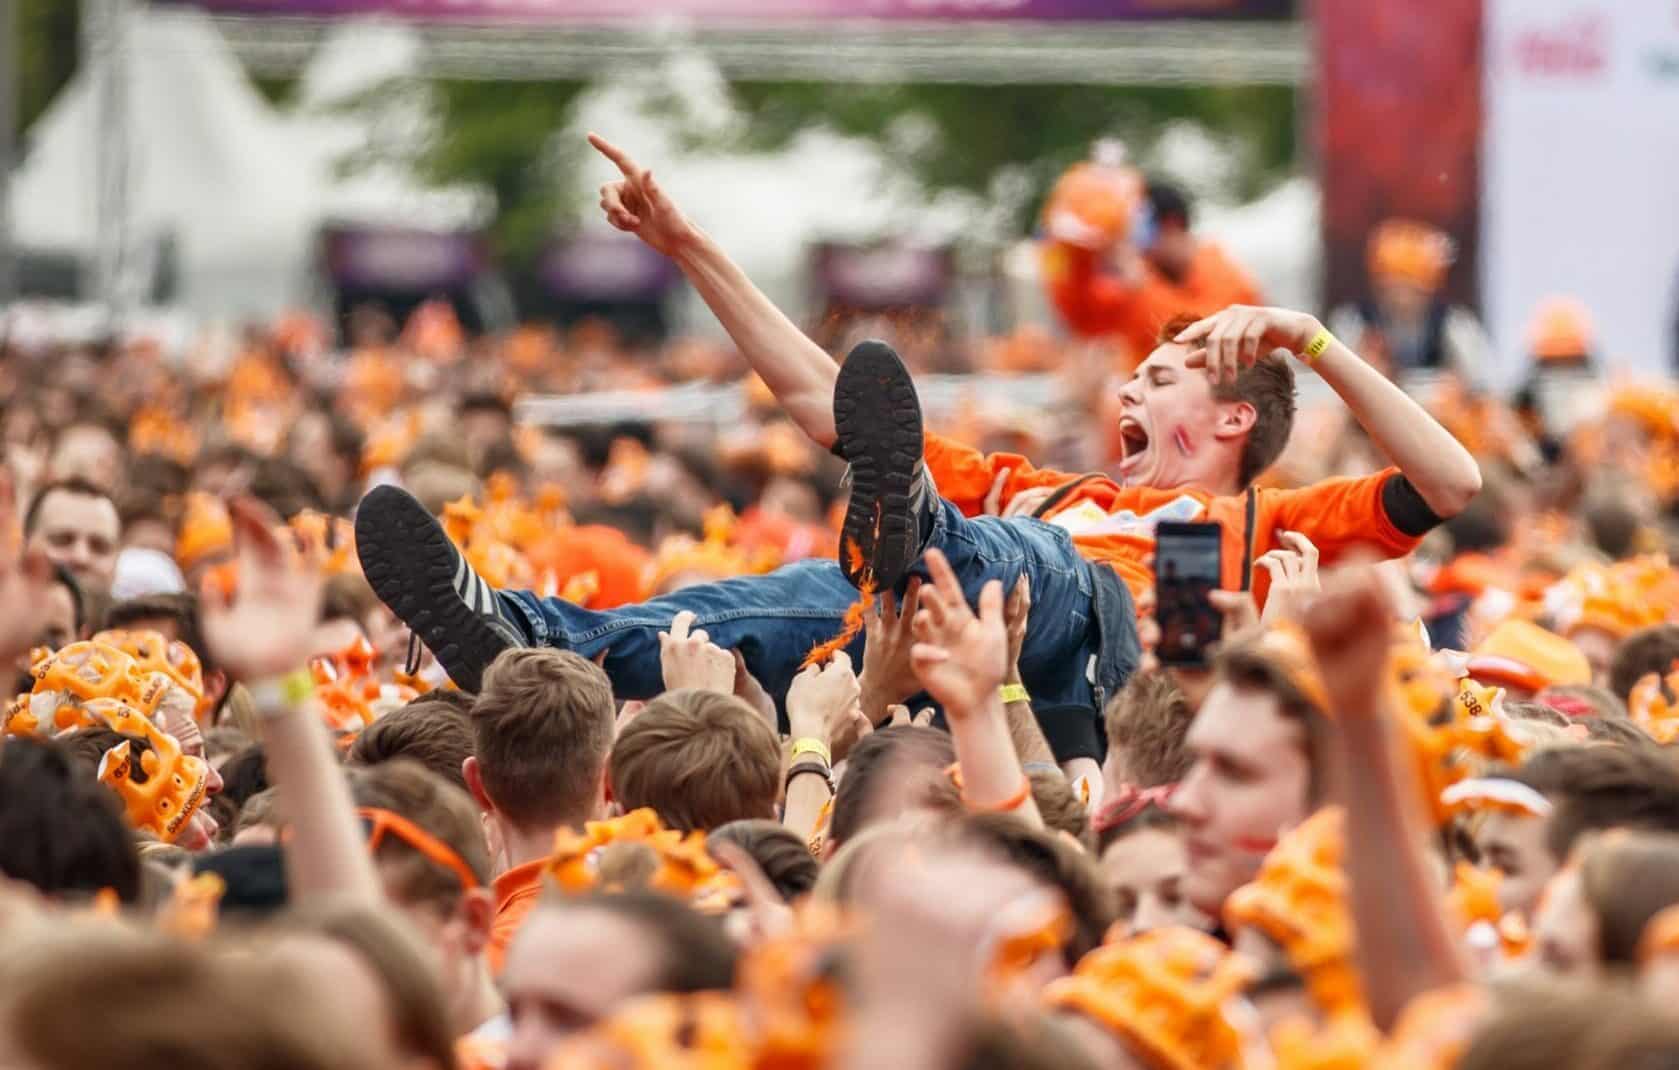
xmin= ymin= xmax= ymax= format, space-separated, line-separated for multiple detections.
xmin=947 ymin=762 xmax=1033 ymax=814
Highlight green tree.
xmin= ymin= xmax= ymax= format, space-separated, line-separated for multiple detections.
xmin=18 ymin=0 xmax=80 ymax=140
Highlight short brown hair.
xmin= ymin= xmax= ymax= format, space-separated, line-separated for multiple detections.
xmin=1103 ymin=670 xmax=1194 ymax=788
xmin=1158 ymin=313 xmax=1297 ymax=488
xmin=1213 ymin=638 xmax=1331 ymax=807
xmin=347 ymin=698 xmax=475 ymax=793
xmin=1028 ymin=770 xmax=1094 ymax=852
xmin=1610 ymin=625 xmax=1679 ymax=705
xmin=470 ymin=648 xmax=614 ymax=830
xmin=1512 ymin=745 xmax=1679 ymax=862
xmin=1579 ymin=831 xmax=1679 ymax=966
xmin=829 ymin=726 xmax=956 ymax=847
xmin=959 ymin=813 xmax=1118 ymax=965
xmin=348 ymin=760 xmax=491 ymax=909
xmin=610 ymin=689 xmax=781 ymax=833
xmin=708 ymin=819 xmax=820 ymax=900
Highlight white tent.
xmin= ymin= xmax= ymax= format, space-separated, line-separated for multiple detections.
xmin=9 ymin=8 xmax=483 ymax=321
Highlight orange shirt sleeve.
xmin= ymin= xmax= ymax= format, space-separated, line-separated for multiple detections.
xmin=1257 ymin=468 xmax=1423 ymax=565
xmin=923 ymin=432 xmax=1073 ymax=518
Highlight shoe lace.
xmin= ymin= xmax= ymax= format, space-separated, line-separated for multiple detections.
xmin=404 ymin=631 xmax=423 ymax=677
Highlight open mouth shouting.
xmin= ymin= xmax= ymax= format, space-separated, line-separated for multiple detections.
xmin=1117 ymin=415 xmax=1152 ymax=480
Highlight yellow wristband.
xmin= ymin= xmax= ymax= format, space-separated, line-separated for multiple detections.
xmin=999 ymin=683 xmax=1031 ymax=705
xmin=249 ymin=668 xmax=316 ymax=718
xmin=1300 ymin=327 xmax=1334 ymax=362
xmin=790 ymin=737 xmax=832 ymax=766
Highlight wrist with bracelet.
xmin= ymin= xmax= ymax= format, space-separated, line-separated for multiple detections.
xmin=786 ymin=736 xmax=835 ymax=793
xmin=247 ymin=668 xmax=316 ymax=719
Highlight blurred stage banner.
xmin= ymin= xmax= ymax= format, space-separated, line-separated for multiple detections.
xmin=1482 ymin=0 xmax=1679 ymax=385
xmin=812 ymin=242 xmax=954 ymax=311
xmin=321 ymin=225 xmax=489 ymax=291
xmin=538 ymin=233 xmax=679 ymax=302
xmin=167 ymin=0 xmax=1291 ymax=19
xmin=1317 ymin=0 xmax=1482 ymax=322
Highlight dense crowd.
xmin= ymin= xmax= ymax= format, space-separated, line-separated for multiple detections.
xmin=6 ymin=132 xmax=1679 ymax=1070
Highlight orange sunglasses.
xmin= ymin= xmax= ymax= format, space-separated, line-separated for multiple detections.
xmin=358 ymin=807 xmax=480 ymax=891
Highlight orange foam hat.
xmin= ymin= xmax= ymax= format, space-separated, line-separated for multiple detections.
xmin=543 ymin=809 xmax=740 ymax=907
xmin=92 ymin=629 xmax=208 ymax=721
xmin=176 ymin=493 xmax=235 ymax=571
xmin=1242 ymin=624 xmax=1331 ymax=716
xmin=1224 ymin=807 xmax=1362 ymax=1017
xmin=1367 ymin=219 xmax=1455 ymax=292
xmin=1527 ymin=296 xmax=1594 ymax=362
xmin=93 ymin=699 xmax=211 ymax=843
xmin=1546 ymin=563 xmax=1665 ymax=642
xmin=1044 ymin=928 xmax=1253 ymax=1070
xmin=31 ymin=640 xmax=176 ymax=722
xmin=1040 ymin=157 xmax=1146 ymax=250
xmin=1628 ymin=664 xmax=1679 ymax=744
xmin=1466 ymin=619 xmax=1591 ymax=693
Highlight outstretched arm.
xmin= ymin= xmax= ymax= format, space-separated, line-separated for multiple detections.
xmin=1305 ymin=566 xmax=1469 ymax=1030
xmin=1176 ymin=306 xmax=1482 ymax=518
xmin=591 ymin=134 xmax=839 ymax=448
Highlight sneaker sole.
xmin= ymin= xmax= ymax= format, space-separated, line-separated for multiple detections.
xmin=355 ymin=485 xmax=513 ymax=694
xmin=834 ymin=340 xmax=923 ymax=592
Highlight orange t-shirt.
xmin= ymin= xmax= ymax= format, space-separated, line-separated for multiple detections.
xmin=486 ymin=858 xmax=546 ymax=976
xmin=924 ymin=433 xmax=1422 ymax=610
xmin=1043 ymin=240 xmax=1263 ymax=360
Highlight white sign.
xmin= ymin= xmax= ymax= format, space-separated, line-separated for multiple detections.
xmin=1482 ymin=0 xmax=1679 ymax=390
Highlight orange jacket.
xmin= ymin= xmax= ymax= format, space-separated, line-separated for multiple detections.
xmin=1044 ymin=240 xmax=1262 ymax=361
xmin=924 ymin=433 xmax=1421 ymax=609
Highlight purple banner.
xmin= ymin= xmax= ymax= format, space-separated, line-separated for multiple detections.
xmin=167 ymin=0 xmax=1290 ymax=20
xmin=813 ymin=242 xmax=954 ymax=310
xmin=321 ymin=226 xmax=488 ymax=291
xmin=539 ymin=233 xmax=680 ymax=301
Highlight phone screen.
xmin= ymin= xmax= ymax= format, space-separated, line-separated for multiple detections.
xmin=1153 ymin=521 xmax=1224 ymax=668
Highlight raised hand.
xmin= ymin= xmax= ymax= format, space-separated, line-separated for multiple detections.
xmin=1302 ymin=563 xmax=1395 ymax=718
xmin=1174 ymin=305 xmax=1324 ymax=385
xmin=658 ymin=611 xmax=735 ymax=695
xmin=787 ymin=649 xmax=863 ymax=748
xmin=588 ymin=133 xmax=700 ymax=258
xmin=200 ymin=498 xmax=325 ymax=682
xmin=1256 ymin=530 xmax=1322 ymax=625
xmin=910 ymin=549 xmax=1009 ymax=720
xmin=859 ymin=580 xmax=922 ymax=725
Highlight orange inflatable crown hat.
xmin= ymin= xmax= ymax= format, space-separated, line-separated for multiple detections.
xmin=1043 ymin=927 xmax=1254 ymax=1070
xmin=543 ymin=809 xmax=740 ymax=908
xmin=30 ymin=640 xmax=179 ymax=726
xmin=1367 ymin=219 xmax=1455 ymax=292
xmin=93 ymin=699 xmax=210 ymax=843
xmin=92 ymin=628 xmax=208 ymax=721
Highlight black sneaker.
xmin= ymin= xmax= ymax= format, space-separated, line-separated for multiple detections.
xmin=354 ymin=484 xmax=525 ymax=694
xmin=833 ymin=340 xmax=937 ymax=592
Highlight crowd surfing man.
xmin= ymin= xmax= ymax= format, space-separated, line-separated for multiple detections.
xmin=355 ymin=134 xmax=1483 ymax=778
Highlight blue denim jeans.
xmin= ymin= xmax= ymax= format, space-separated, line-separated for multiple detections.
xmin=500 ymin=499 xmax=1106 ymax=722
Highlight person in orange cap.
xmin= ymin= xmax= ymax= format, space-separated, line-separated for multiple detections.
xmin=1042 ymin=154 xmax=1262 ymax=366
xmin=1513 ymin=296 xmax=1603 ymax=460
xmin=1467 ymin=619 xmax=1593 ymax=700
xmin=1329 ymin=219 xmax=1491 ymax=385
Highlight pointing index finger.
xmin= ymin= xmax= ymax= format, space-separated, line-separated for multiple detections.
xmin=587 ymin=133 xmax=643 ymax=180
